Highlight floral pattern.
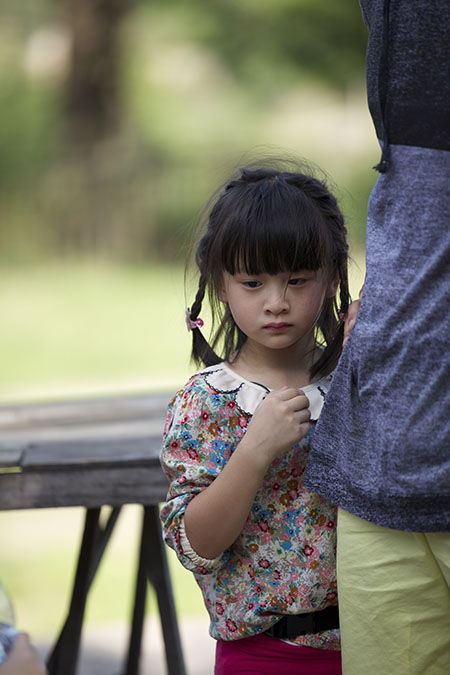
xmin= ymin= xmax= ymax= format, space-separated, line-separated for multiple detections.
xmin=160 ymin=363 xmax=339 ymax=650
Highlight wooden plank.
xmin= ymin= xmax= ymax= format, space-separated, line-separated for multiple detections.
xmin=0 ymin=418 xmax=165 ymax=447
xmin=0 ymin=392 xmax=172 ymax=509
xmin=20 ymin=436 xmax=162 ymax=471
xmin=0 ymin=445 xmax=25 ymax=468
xmin=0 ymin=464 xmax=169 ymax=510
xmin=0 ymin=393 xmax=170 ymax=430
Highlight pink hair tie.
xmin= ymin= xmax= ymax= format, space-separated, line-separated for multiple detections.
xmin=185 ymin=308 xmax=204 ymax=331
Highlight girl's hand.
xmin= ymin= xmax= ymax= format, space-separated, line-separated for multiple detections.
xmin=343 ymin=285 xmax=363 ymax=347
xmin=242 ymin=387 xmax=310 ymax=467
xmin=183 ymin=387 xmax=310 ymax=560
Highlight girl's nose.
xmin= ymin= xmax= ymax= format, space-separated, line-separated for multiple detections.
xmin=263 ymin=286 xmax=289 ymax=314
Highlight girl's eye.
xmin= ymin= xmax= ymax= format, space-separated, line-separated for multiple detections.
xmin=288 ymin=278 xmax=307 ymax=286
xmin=242 ymin=280 xmax=261 ymax=288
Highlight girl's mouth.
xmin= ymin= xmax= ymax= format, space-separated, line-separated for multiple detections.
xmin=263 ymin=323 xmax=292 ymax=332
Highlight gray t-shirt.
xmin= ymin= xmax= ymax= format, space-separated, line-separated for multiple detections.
xmin=304 ymin=0 xmax=450 ymax=531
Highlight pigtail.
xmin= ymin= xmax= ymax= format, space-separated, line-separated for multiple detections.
xmin=311 ymin=257 xmax=350 ymax=379
xmin=189 ymin=273 xmax=222 ymax=367
xmin=337 ymin=259 xmax=351 ymax=323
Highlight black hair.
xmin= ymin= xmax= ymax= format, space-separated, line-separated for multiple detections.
xmin=187 ymin=161 xmax=350 ymax=380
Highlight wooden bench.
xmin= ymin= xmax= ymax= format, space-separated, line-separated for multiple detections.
xmin=0 ymin=392 xmax=186 ymax=675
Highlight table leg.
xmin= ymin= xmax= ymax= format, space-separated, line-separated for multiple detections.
xmin=124 ymin=514 xmax=148 ymax=675
xmin=142 ymin=505 xmax=186 ymax=675
xmin=46 ymin=504 xmax=185 ymax=675
xmin=46 ymin=506 xmax=120 ymax=675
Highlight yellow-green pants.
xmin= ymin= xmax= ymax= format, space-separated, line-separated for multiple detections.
xmin=337 ymin=508 xmax=450 ymax=675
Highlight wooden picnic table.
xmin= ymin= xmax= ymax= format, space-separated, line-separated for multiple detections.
xmin=0 ymin=392 xmax=186 ymax=675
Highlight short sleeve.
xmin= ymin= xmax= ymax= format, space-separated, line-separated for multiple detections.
xmin=160 ymin=383 xmax=236 ymax=573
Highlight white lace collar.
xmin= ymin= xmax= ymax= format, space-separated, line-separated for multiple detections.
xmin=199 ymin=362 xmax=332 ymax=420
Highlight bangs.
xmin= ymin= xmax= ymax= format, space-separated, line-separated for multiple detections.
xmin=212 ymin=176 xmax=331 ymax=276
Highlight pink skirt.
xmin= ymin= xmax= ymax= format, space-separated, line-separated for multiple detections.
xmin=215 ymin=632 xmax=342 ymax=675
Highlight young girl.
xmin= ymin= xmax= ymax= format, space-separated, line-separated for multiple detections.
xmin=160 ymin=163 xmax=350 ymax=674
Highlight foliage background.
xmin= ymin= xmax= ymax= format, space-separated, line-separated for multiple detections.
xmin=1 ymin=0 xmax=377 ymax=267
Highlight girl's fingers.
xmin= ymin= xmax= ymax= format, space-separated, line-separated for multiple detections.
xmin=293 ymin=412 xmax=311 ymax=432
xmin=266 ymin=389 xmax=309 ymax=416
xmin=276 ymin=387 xmax=302 ymax=400
xmin=289 ymin=394 xmax=309 ymax=411
xmin=298 ymin=407 xmax=311 ymax=422
xmin=274 ymin=388 xmax=308 ymax=405
xmin=299 ymin=421 xmax=312 ymax=436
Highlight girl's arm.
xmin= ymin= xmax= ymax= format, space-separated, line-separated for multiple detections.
xmin=184 ymin=387 xmax=310 ymax=560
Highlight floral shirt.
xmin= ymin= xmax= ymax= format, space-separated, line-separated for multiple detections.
xmin=160 ymin=363 xmax=339 ymax=650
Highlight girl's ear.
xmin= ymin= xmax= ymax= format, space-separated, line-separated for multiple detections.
xmin=218 ymin=287 xmax=228 ymax=303
xmin=218 ymin=277 xmax=228 ymax=303
xmin=326 ymin=270 xmax=340 ymax=298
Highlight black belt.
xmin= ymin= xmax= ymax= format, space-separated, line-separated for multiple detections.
xmin=266 ymin=605 xmax=339 ymax=639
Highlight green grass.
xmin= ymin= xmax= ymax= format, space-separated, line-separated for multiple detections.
xmin=0 ymin=257 xmax=365 ymax=638
xmin=0 ymin=260 xmax=193 ymax=402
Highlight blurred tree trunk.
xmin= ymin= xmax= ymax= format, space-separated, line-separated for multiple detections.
xmin=65 ymin=0 xmax=133 ymax=149
xmin=59 ymin=0 xmax=135 ymax=255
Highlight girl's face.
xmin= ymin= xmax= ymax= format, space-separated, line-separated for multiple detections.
xmin=219 ymin=268 xmax=338 ymax=355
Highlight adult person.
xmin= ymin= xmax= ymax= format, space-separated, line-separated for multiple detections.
xmin=304 ymin=1 xmax=450 ymax=674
